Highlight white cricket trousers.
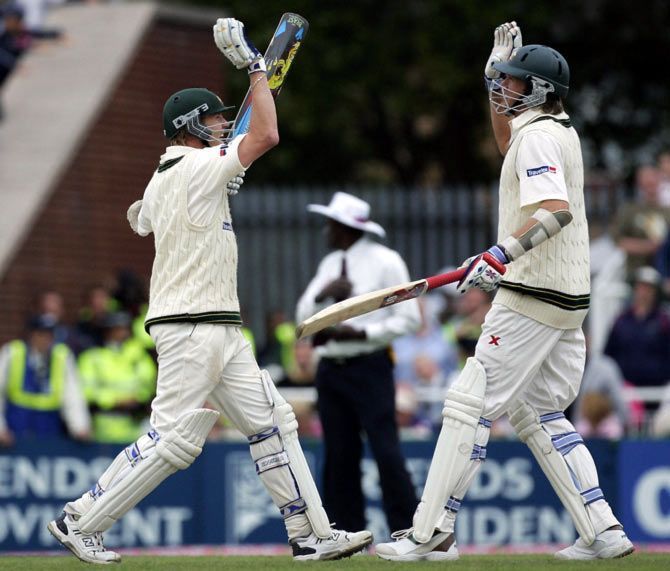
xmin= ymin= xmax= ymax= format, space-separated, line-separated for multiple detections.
xmin=476 ymin=303 xmax=585 ymax=420
xmin=150 ymin=322 xmax=272 ymax=435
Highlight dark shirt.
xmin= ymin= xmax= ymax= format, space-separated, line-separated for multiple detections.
xmin=0 ymin=28 xmax=31 ymax=86
xmin=604 ymin=307 xmax=670 ymax=387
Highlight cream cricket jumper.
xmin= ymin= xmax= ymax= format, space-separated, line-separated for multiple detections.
xmin=494 ymin=109 xmax=590 ymax=329
xmin=139 ymin=140 xmax=246 ymax=331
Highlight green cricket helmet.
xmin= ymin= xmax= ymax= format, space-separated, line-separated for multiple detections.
xmin=162 ymin=88 xmax=235 ymax=143
xmin=489 ymin=45 xmax=570 ymax=115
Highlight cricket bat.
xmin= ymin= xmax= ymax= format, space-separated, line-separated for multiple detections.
xmin=296 ymin=267 xmax=468 ymax=340
xmin=231 ymin=13 xmax=309 ymax=138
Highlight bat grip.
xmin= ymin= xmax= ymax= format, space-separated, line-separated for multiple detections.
xmin=425 ymin=269 xmax=466 ymax=291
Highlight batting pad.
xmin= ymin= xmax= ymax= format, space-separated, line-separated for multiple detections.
xmin=78 ymin=408 xmax=219 ymax=533
xmin=262 ymin=370 xmax=332 ymax=538
xmin=509 ymin=403 xmax=596 ymax=545
xmin=435 ymin=417 xmax=492 ymax=534
xmin=413 ymin=357 xmax=486 ymax=543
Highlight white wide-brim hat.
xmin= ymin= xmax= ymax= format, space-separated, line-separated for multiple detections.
xmin=307 ymin=191 xmax=386 ymax=238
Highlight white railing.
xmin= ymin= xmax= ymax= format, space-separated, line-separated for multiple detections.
xmin=280 ymin=384 xmax=667 ymax=405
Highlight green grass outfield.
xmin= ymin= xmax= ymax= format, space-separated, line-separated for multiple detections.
xmin=0 ymin=554 xmax=668 ymax=570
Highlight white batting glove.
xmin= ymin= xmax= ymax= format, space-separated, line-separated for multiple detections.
xmin=213 ymin=18 xmax=267 ymax=74
xmin=226 ymin=171 xmax=245 ymax=196
xmin=127 ymin=200 xmax=143 ymax=234
xmin=484 ymin=21 xmax=523 ymax=79
xmin=456 ymin=251 xmax=507 ymax=294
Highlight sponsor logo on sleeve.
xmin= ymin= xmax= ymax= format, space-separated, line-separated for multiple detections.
xmin=219 ymin=143 xmax=229 ymax=157
xmin=222 ymin=221 xmax=233 ymax=231
xmin=526 ymin=165 xmax=557 ymax=177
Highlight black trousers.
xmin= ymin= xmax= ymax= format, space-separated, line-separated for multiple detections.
xmin=316 ymin=349 xmax=417 ymax=532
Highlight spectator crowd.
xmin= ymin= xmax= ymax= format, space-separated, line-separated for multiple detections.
xmin=3 ymin=156 xmax=670 ymax=447
xmin=0 ymin=1 xmax=65 ymax=118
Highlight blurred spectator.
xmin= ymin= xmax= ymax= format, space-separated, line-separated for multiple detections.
xmin=657 ymin=149 xmax=670 ymax=207
xmin=285 ymin=338 xmax=316 ymax=386
xmin=577 ymin=394 xmax=623 ymax=439
xmin=112 ymin=268 xmax=147 ymax=317
xmin=393 ymin=297 xmax=458 ymax=384
xmin=76 ymin=284 xmax=117 ymax=350
xmin=0 ymin=314 xmax=90 ymax=446
xmin=651 ymin=384 xmax=670 ymax=437
xmin=653 ymin=156 xmax=670 ymax=291
xmin=233 ymin=307 xmax=255 ymax=358
xmin=131 ymin=302 xmax=154 ymax=351
xmin=284 ymin=339 xmax=320 ymax=437
xmin=112 ymin=269 xmax=154 ymax=351
xmin=604 ymin=266 xmax=670 ymax=413
xmin=258 ymin=309 xmax=295 ymax=383
xmin=411 ymin=353 xmax=449 ymax=429
xmin=78 ymin=311 xmax=156 ymax=444
xmin=588 ymin=217 xmax=629 ymax=356
xmin=0 ymin=3 xmax=32 ymax=93
xmin=443 ymin=289 xmax=492 ymax=367
xmin=612 ymin=165 xmax=670 ymax=279
xmin=574 ymin=340 xmax=628 ymax=438
xmin=35 ymin=289 xmax=80 ymax=351
xmin=15 ymin=0 xmax=64 ymax=35
xmin=395 ymin=383 xmax=432 ymax=440
xmin=432 ymin=268 xmax=460 ymax=325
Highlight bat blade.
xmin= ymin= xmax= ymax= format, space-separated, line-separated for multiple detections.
xmin=296 ymin=268 xmax=466 ymax=340
xmin=231 ymin=13 xmax=309 ymax=138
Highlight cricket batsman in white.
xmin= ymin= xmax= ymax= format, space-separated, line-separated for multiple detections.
xmin=47 ymin=18 xmax=371 ymax=564
xmin=375 ymin=22 xmax=634 ymax=561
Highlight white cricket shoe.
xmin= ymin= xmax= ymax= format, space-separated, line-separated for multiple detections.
xmin=47 ymin=511 xmax=121 ymax=565
xmin=375 ymin=528 xmax=459 ymax=561
xmin=555 ymin=528 xmax=634 ymax=560
xmin=290 ymin=528 xmax=373 ymax=561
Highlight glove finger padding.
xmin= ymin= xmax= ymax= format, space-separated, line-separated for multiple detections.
xmin=213 ymin=18 xmax=260 ymax=70
xmin=457 ymin=252 xmax=506 ymax=294
xmin=226 ymin=172 xmax=245 ymax=196
xmin=485 ymin=21 xmax=521 ymax=79
xmin=510 ymin=23 xmax=523 ymax=50
xmin=213 ymin=18 xmax=234 ymax=56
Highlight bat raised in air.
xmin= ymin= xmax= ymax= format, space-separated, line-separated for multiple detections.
xmin=231 ymin=13 xmax=309 ymax=138
xmin=296 ymin=267 xmax=467 ymax=340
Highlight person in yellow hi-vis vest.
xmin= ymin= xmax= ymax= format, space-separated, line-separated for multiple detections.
xmin=0 ymin=315 xmax=91 ymax=447
xmin=78 ymin=312 xmax=156 ymax=444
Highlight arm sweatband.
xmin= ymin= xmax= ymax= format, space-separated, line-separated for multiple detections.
xmin=499 ymin=208 xmax=573 ymax=261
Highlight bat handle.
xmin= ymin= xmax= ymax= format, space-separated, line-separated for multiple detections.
xmin=425 ymin=268 xmax=466 ymax=290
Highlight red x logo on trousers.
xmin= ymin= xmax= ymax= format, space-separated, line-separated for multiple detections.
xmin=489 ymin=335 xmax=501 ymax=346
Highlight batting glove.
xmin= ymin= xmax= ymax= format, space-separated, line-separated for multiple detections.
xmin=127 ymin=200 xmax=143 ymax=234
xmin=226 ymin=171 xmax=245 ymax=196
xmin=457 ymin=246 xmax=508 ymax=294
xmin=484 ymin=21 xmax=523 ymax=79
xmin=213 ymin=18 xmax=267 ymax=74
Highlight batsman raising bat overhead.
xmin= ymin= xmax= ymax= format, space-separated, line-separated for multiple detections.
xmin=47 ymin=16 xmax=372 ymax=564
xmin=376 ymin=22 xmax=634 ymax=562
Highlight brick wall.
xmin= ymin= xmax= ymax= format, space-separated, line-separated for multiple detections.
xmin=0 ymin=17 xmax=229 ymax=343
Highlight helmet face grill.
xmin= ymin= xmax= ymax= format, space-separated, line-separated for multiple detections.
xmin=172 ymin=103 xmax=210 ymax=130
xmin=183 ymin=115 xmax=234 ymax=145
xmin=489 ymin=76 xmax=555 ymax=115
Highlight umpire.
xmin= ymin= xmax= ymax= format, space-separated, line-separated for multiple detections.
xmin=296 ymin=192 xmax=421 ymax=533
